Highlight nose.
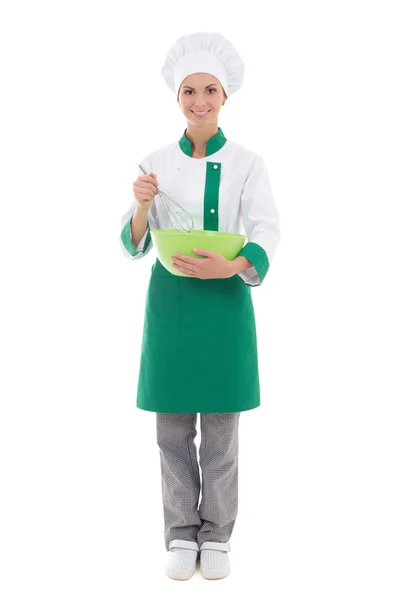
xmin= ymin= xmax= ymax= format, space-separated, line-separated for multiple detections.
xmin=192 ymin=93 xmax=209 ymax=108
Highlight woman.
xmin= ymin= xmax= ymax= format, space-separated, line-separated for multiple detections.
xmin=120 ymin=32 xmax=281 ymax=581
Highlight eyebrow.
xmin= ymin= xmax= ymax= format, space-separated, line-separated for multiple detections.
xmin=182 ymin=84 xmax=217 ymax=90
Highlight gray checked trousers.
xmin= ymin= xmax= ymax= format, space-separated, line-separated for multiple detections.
xmin=156 ymin=412 xmax=241 ymax=551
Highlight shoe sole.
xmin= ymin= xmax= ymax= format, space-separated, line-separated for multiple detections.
xmin=200 ymin=572 xmax=230 ymax=580
xmin=166 ymin=574 xmax=195 ymax=580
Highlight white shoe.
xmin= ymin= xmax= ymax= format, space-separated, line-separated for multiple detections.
xmin=165 ymin=539 xmax=199 ymax=580
xmin=199 ymin=541 xmax=231 ymax=579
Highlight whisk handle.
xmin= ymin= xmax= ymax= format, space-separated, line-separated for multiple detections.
xmin=138 ymin=163 xmax=159 ymax=190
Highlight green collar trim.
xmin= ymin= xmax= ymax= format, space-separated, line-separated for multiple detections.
xmin=179 ymin=127 xmax=227 ymax=157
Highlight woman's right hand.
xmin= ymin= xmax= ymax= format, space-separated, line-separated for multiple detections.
xmin=133 ymin=173 xmax=159 ymax=208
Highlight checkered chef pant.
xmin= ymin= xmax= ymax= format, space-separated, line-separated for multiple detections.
xmin=156 ymin=412 xmax=241 ymax=551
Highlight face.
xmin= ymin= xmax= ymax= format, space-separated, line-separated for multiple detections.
xmin=177 ymin=73 xmax=227 ymax=125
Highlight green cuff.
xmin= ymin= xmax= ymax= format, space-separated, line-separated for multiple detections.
xmin=120 ymin=217 xmax=151 ymax=256
xmin=237 ymin=242 xmax=270 ymax=286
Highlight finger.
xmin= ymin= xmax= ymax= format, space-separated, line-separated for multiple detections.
xmin=193 ymin=248 xmax=216 ymax=257
xmin=171 ymin=261 xmax=198 ymax=275
xmin=135 ymin=182 xmax=158 ymax=194
xmin=146 ymin=174 xmax=159 ymax=187
xmin=136 ymin=180 xmax=158 ymax=191
xmin=174 ymin=266 xmax=198 ymax=277
xmin=149 ymin=172 xmax=159 ymax=185
xmin=171 ymin=257 xmax=196 ymax=268
xmin=172 ymin=257 xmax=202 ymax=268
xmin=139 ymin=173 xmax=158 ymax=182
xmin=138 ymin=174 xmax=159 ymax=187
xmin=172 ymin=253 xmax=205 ymax=266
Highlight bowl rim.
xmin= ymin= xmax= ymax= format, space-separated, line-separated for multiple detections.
xmin=150 ymin=229 xmax=245 ymax=239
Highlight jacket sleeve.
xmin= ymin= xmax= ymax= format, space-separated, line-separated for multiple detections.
xmin=120 ymin=156 xmax=157 ymax=261
xmin=236 ymin=153 xmax=281 ymax=287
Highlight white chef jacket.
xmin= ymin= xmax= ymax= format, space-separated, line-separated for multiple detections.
xmin=120 ymin=127 xmax=280 ymax=287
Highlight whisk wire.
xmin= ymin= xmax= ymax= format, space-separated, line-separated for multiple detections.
xmin=159 ymin=190 xmax=194 ymax=233
xmin=138 ymin=163 xmax=194 ymax=234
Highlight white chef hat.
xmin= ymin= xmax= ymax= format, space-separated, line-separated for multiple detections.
xmin=160 ymin=32 xmax=245 ymax=100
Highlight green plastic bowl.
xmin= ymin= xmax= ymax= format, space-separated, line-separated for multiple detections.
xmin=150 ymin=229 xmax=246 ymax=277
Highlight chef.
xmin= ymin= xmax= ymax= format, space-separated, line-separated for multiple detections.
xmin=120 ymin=32 xmax=280 ymax=580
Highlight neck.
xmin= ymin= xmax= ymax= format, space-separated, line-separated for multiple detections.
xmin=185 ymin=123 xmax=219 ymax=153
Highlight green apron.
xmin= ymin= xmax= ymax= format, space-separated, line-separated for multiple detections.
xmin=136 ymin=257 xmax=261 ymax=413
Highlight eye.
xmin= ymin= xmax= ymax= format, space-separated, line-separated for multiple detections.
xmin=184 ymin=88 xmax=217 ymax=95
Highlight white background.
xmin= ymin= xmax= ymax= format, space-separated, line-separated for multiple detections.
xmin=1 ymin=0 xmax=399 ymax=597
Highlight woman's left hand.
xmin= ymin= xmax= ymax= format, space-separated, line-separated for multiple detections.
xmin=170 ymin=249 xmax=235 ymax=279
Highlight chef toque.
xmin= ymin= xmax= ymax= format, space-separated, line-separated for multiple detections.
xmin=160 ymin=32 xmax=245 ymax=100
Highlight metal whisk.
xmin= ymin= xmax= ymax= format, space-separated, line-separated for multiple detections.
xmin=138 ymin=164 xmax=194 ymax=234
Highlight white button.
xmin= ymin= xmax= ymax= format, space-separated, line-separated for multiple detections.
xmin=176 ymin=165 xmax=181 ymax=169
xmin=210 ymin=209 xmax=215 ymax=213
xmin=213 ymin=165 xmax=218 ymax=169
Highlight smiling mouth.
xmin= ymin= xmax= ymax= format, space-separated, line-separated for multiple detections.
xmin=191 ymin=110 xmax=211 ymax=115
